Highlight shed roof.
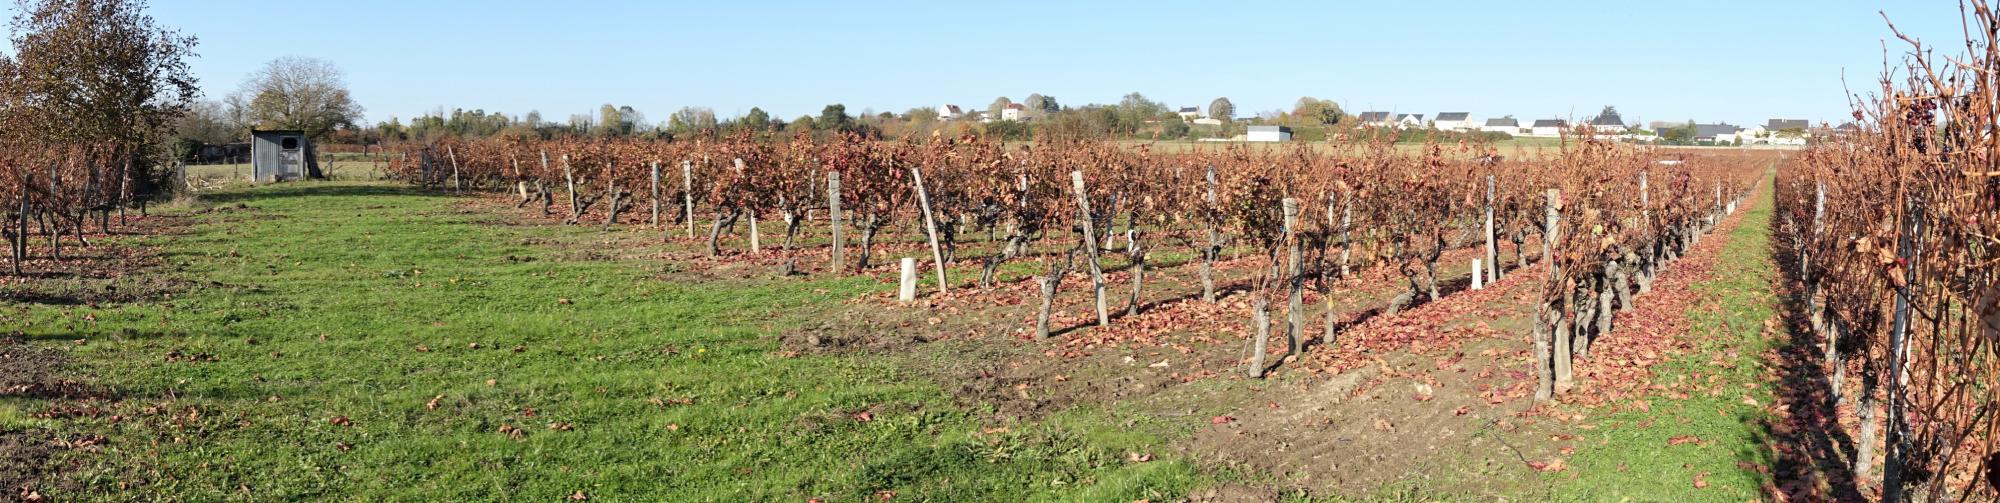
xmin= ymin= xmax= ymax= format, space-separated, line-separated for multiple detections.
xmin=1531 ymin=119 xmax=1566 ymax=128
xmin=1435 ymin=112 xmax=1470 ymax=121
xmin=1485 ymin=118 xmax=1519 ymax=127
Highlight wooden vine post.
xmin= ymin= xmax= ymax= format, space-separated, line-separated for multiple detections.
xmin=736 ymin=159 xmax=760 ymax=253
xmin=682 ymin=160 xmax=695 ymax=239
xmin=1070 ymin=170 xmax=1109 ymax=327
xmin=1534 ymin=187 xmax=1561 ymax=401
xmin=1282 ymin=197 xmax=1304 ymax=354
xmin=910 ymin=167 xmax=948 ymax=295
xmin=650 ymin=161 xmax=661 ymax=228
xmin=1200 ymin=165 xmax=1221 ymax=302
xmin=1881 ymin=194 xmax=1924 ymax=502
xmin=446 ymin=145 xmax=462 ymax=193
xmin=1484 ymin=174 xmax=1497 ymax=282
xmin=827 ymin=170 xmax=844 ymax=273
xmin=561 ymin=154 xmax=579 ymax=225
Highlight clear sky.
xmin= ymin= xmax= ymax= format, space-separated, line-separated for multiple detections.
xmin=117 ymin=1 xmax=1972 ymax=128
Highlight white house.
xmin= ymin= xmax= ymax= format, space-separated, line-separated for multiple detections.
xmin=1192 ymin=118 xmax=1223 ymax=126
xmin=1433 ymin=112 xmax=1475 ymax=131
xmin=1588 ymin=114 xmax=1627 ymax=133
xmin=939 ymin=104 xmax=962 ymax=120
xmin=1177 ymin=107 xmax=1201 ymax=121
xmin=1395 ymin=113 xmax=1426 ymax=127
xmin=1359 ymin=111 xmax=1394 ymax=127
xmin=1247 ymin=125 xmax=1292 ymax=142
xmin=1481 ymin=117 xmax=1521 ymax=134
xmin=1001 ymin=103 xmax=1026 ymax=121
xmin=1528 ymin=119 xmax=1568 ymax=137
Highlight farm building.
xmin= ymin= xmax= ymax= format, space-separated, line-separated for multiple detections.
xmin=1433 ymin=112 xmax=1475 ymax=131
xmin=1481 ymin=118 xmax=1520 ymax=134
xmin=1177 ymin=107 xmax=1202 ymax=121
xmin=1247 ymin=125 xmax=1292 ymax=142
xmin=1394 ymin=114 xmax=1425 ymax=127
xmin=939 ymin=104 xmax=961 ymax=120
xmin=250 ymin=130 xmax=319 ymax=182
xmin=1528 ymin=119 xmax=1567 ymax=137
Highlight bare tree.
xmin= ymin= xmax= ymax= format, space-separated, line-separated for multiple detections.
xmin=236 ymin=56 xmax=363 ymax=140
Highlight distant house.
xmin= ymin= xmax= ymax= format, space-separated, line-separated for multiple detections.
xmin=1247 ymin=125 xmax=1293 ymax=142
xmin=1433 ymin=112 xmax=1474 ymax=131
xmin=1192 ymin=118 xmax=1223 ymax=126
xmin=1693 ymin=123 xmax=1745 ymax=143
xmin=1481 ymin=118 xmax=1520 ymax=134
xmin=1359 ymin=111 xmax=1394 ymax=127
xmin=1177 ymin=107 xmax=1202 ymax=121
xmin=939 ymin=104 xmax=962 ymax=120
xmin=1528 ymin=119 xmax=1568 ymax=137
xmin=1589 ymin=113 xmax=1627 ymax=133
xmin=1766 ymin=119 xmax=1810 ymax=132
xmin=1395 ymin=113 xmax=1426 ymax=127
xmin=1001 ymin=103 xmax=1027 ymax=121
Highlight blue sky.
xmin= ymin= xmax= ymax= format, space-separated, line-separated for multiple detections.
xmin=121 ymin=1 xmax=1968 ymax=128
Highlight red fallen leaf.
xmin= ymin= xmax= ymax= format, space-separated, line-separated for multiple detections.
xmin=1632 ymin=399 xmax=1651 ymax=412
xmin=875 ymin=490 xmax=896 ymax=501
xmin=558 ymin=298 xmax=573 ymax=305
xmin=1126 ymin=452 xmax=1153 ymax=462
xmin=852 ymin=411 xmax=874 ymax=422
xmin=328 ymin=416 xmax=351 ymax=427
xmin=665 ymin=423 xmax=680 ymax=431
xmin=1693 ymin=471 xmax=1710 ymax=488
xmin=1668 ymin=435 xmax=1701 ymax=446
xmin=1453 ymin=406 xmax=1472 ymax=416
xmin=548 ymin=422 xmax=573 ymax=431
xmin=425 ymin=395 xmax=443 ymax=410
xmin=1528 ymin=458 xmax=1566 ymax=472
xmin=569 ymin=490 xmax=588 ymax=500
xmin=1210 ymin=415 xmax=1235 ymax=425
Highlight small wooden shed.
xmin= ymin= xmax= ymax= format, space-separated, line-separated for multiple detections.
xmin=250 ymin=130 xmax=321 ymax=182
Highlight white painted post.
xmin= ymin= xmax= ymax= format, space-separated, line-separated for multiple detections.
xmin=748 ymin=209 xmax=761 ymax=252
xmin=1472 ymin=259 xmax=1484 ymax=290
xmin=898 ymin=257 xmax=918 ymax=302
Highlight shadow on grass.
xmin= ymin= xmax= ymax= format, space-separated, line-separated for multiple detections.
xmin=197 ymin=182 xmax=447 ymax=205
xmin=1763 ymin=234 xmax=1867 ymax=501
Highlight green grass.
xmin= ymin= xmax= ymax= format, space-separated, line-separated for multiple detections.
xmin=12 ymin=182 xmax=1200 ymax=501
xmin=1554 ymin=176 xmax=1781 ymax=501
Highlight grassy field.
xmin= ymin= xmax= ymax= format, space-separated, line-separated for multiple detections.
xmin=6 ymin=182 xmax=1200 ymax=501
